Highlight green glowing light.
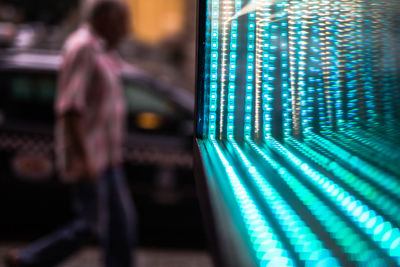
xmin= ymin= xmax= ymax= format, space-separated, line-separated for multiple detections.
xmin=199 ymin=0 xmax=400 ymax=265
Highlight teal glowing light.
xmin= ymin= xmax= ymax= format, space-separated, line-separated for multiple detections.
xmin=244 ymin=12 xmax=255 ymax=139
xmin=229 ymin=139 xmax=339 ymax=266
xmin=226 ymin=0 xmax=242 ymax=139
xmin=207 ymin=0 xmax=219 ymax=140
xmin=247 ymin=139 xmax=388 ymax=265
xmin=199 ymin=0 xmax=400 ymax=265
xmin=265 ymin=137 xmax=400 ymax=264
xmin=211 ymin=140 xmax=295 ymax=266
xmin=259 ymin=3 xmax=274 ymax=139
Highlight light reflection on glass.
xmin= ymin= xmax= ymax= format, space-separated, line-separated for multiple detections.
xmin=199 ymin=0 xmax=400 ymax=265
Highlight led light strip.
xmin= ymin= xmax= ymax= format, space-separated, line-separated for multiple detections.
xmin=341 ymin=126 xmax=400 ymax=163
xmin=353 ymin=0 xmax=373 ymax=125
xmin=329 ymin=2 xmax=343 ymax=131
xmin=314 ymin=0 xmax=328 ymax=131
xmin=207 ymin=0 xmax=220 ymax=140
xmin=244 ymin=11 xmax=256 ymax=139
xmin=265 ymin=137 xmax=400 ymax=264
xmin=368 ymin=0 xmax=385 ymax=125
xmin=261 ymin=3 xmax=275 ymax=139
xmin=305 ymin=132 xmax=400 ymax=199
xmin=334 ymin=1 xmax=352 ymax=130
xmin=297 ymin=0 xmax=311 ymax=135
xmin=226 ymin=0 xmax=241 ymax=139
xmin=327 ymin=130 xmax=400 ymax=176
xmin=358 ymin=1 xmax=377 ymax=126
xmin=345 ymin=0 xmax=361 ymax=126
xmin=287 ymin=136 xmax=400 ymax=225
xmin=287 ymin=0 xmax=302 ymax=138
xmin=230 ymin=139 xmax=339 ymax=266
xmin=254 ymin=0 xmax=269 ymax=140
xmin=211 ymin=140 xmax=295 ymax=266
xmin=319 ymin=0 xmax=335 ymax=131
xmin=219 ymin=0 xmax=234 ymax=139
xmin=279 ymin=1 xmax=292 ymax=139
xmin=247 ymin=140 xmax=390 ymax=265
xmin=380 ymin=0 xmax=397 ymax=125
xmin=301 ymin=0 xmax=322 ymax=136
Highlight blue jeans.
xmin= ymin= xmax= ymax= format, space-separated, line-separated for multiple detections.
xmin=18 ymin=167 xmax=137 ymax=267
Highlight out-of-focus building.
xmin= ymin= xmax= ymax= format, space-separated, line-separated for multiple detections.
xmin=81 ymin=0 xmax=197 ymax=91
xmin=1 ymin=0 xmax=196 ymax=92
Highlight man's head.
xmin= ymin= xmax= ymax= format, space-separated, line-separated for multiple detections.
xmin=88 ymin=0 xmax=129 ymax=49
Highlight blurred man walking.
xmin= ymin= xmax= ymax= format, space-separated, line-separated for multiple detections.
xmin=5 ymin=1 xmax=136 ymax=266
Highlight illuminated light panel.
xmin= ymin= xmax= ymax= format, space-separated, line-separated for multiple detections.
xmin=298 ymin=3 xmax=311 ymax=136
xmin=344 ymin=0 xmax=362 ymax=127
xmin=287 ymin=0 xmax=302 ymax=137
xmin=244 ymin=11 xmax=256 ymax=139
xmin=358 ymin=2 xmax=377 ymax=126
xmin=247 ymin=140 xmax=389 ymax=265
xmin=319 ymin=0 xmax=335 ymax=131
xmin=280 ymin=1 xmax=291 ymax=139
xmin=199 ymin=0 xmax=400 ymax=265
xmin=325 ymin=129 xmax=400 ymax=177
xmin=260 ymin=2 xmax=273 ymax=139
xmin=219 ymin=0 xmax=235 ymax=139
xmin=211 ymin=140 xmax=295 ymax=266
xmin=304 ymin=132 xmax=400 ymax=200
xmin=225 ymin=0 xmax=241 ymax=139
xmin=287 ymin=136 xmax=400 ymax=224
xmin=254 ymin=0 xmax=269 ymax=140
xmin=340 ymin=126 xmax=400 ymax=172
xmin=380 ymin=0 xmax=397 ymax=125
xmin=229 ymin=139 xmax=339 ymax=265
xmin=207 ymin=0 xmax=219 ymax=140
xmin=265 ymin=137 xmax=400 ymax=264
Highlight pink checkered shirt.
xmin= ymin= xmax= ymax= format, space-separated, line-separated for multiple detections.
xmin=55 ymin=25 xmax=126 ymax=182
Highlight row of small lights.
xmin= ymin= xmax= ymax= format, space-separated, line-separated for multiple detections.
xmin=230 ymin=139 xmax=339 ymax=266
xmin=265 ymin=137 xmax=400 ymax=264
xmin=254 ymin=0 xmax=265 ymax=139
xmin=211 ymin=140 xmax=295 ymax=266
xmin=326 ymin=129 xmax=400 ymax=179
xmin=202 ymin=0 xmax=400 ymax=265
xmin=280 ymin=1 xmax=292 ymax=139
xmin=247 ymin=140 xmax=389 ymax=265
xmin=341 ymin=126 xmax=400 ymax=173
xmin=288 ymin=136 xmax=400 ymax=225
xmin=208 ymin=0 xmax=219 ymax=140
xmin=226 ymin=0 xmax=242 ymax=139
xmin=380 ymin=0 xmax=397 ymax=125
xmin=260 ymin=1 xmax=274 ymax=138
xmin=219 ymin=0 xmax=234 ymax=138
xmin=206 ymin=0 xmax=399 ymax=140
xmin=304 ymin=132 xmax=400 ymax=200
xmin=244 ymin=11 xmax=256 ymax=139
xmin=344 ymin=0 xmax=362 ymax=127
xmin=356 ymin=0 xmax=377 ymax=126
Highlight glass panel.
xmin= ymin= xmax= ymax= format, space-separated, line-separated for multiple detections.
xmin=201 ymin=0 xmax=400 ymax=141
xmin=197 ymin=1 xmax=400 ymax=266
xmin=124 ymin=83 xmax=176 ymax=115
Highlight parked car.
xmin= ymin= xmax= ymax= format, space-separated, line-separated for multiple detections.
xmin=0 ymin=49 xmax=204 ymax=247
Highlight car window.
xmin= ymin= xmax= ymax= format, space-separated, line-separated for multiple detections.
xmin=10 ymin=74 xmax=55 ymax=103
xmin=0 ymin=72 xmax=56 ymax=124
xmin=124 ymin=82 xmax=176 ymax=116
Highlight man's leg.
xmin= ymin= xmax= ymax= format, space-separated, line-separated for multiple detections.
xmin=17 ymin=181 xmax=100 ymax=267
xmin=102 ymin=167 xmax=136 ymax=267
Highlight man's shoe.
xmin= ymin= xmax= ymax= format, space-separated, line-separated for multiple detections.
xmin=4 ymin=249 xmax=20 ymax=267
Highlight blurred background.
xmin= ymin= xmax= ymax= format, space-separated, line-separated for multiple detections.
xmin=0 ymin=0 xmax=211 ymax=266
xmin=0 ymin=0 xmax=196 ymax=90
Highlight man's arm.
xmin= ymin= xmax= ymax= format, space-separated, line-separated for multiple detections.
xmin=61 ymin=111 xmax=96 ymax=180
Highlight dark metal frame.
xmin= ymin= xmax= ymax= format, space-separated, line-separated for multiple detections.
xmin=194 ymin=0 xmax=207 ymax=138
